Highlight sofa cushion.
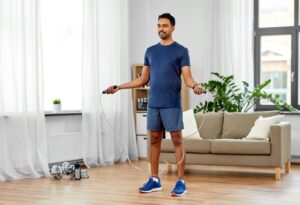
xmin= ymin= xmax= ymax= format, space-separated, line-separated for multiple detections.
xmin=194 ymin=112 xmax=223 ymax=139
xmin=161 ymin=139 xmax=211 ymax=154
xmin=221 ymin=111 xmax=280 ymax=139
xmin=243 ymin=115 xmax=285 ymax=141
xmin=211 ymin=139 xmax=271 ymax=155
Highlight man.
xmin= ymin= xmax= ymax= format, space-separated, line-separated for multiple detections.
xmin=105 ymin=13 xmax=203 ymax=197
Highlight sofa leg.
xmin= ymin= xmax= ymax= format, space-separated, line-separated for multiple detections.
xmin=147 ymin=162 xmax=151 ymax=175
xmin=285 ymin=161 xmax=291 ymax=173
xmin=275 ymin=168 xmax=281 ymax=180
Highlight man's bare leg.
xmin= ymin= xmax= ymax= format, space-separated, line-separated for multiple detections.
xmin=150 ymin=130 xmax=163 ymax=178
xmin=139 ymin=130 xmax=163 ymax=193
xmin=170 ymin=130 xmax=185 ymax=179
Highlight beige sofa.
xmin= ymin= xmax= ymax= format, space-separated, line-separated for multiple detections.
xmin=147 ymin=111 xmax=291 ymax=180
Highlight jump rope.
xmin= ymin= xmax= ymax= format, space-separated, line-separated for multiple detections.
xmin=100 ymin=86 xmax=206 ymax=176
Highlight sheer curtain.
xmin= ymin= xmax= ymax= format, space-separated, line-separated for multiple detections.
xmin=0 ymin=0 xmax=49 ymax=181
xmin=215 ymin=0 xmax=253 ymax=85
xmin=82 ymin=0 xmax=138 ymax=167
xmin=202 ymin=0 xmax=254 ymax=86
xmin=191 ymin=0 xmax=254 ymax=106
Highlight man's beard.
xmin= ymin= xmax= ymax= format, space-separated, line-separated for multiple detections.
xmin=159 ymin=32 xmax=168 ymax=40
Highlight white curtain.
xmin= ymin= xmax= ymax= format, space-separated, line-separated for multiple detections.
xmin=0 ymin=0 xmax=49 ymax=181
xmin=82 ymin=0 xmax=138 ymax=167
xmin=190 ymin=0 xmax=254 ymax=106
xmin=201 ymin=0 xmax=254 ymax=86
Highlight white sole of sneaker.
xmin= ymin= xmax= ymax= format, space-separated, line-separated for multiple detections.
xmin=139 ymin=187 xmax=162 ymax=193
xmin=171 ymin=190 xmax=187 ymax=197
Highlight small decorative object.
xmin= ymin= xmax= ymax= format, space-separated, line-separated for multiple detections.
xmin=137 ymin=97 xmax=148 ymax=110
xmin=80 ymin=169 xmax=89 ymax=179
xmin=52 ymin=98 xmax=61 ymax=113
xmin=74 ymin=162 xmax=81 ymax=180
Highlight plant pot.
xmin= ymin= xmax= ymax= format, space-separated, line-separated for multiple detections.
xmin=53 ymin=104 xmax=61 ymax=113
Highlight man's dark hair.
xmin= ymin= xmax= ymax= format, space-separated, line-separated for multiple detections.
xmin=158 ymin=13 xmax=175 ymax=26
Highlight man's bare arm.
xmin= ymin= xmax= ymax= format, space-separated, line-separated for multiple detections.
xmin=182 ymin=66 xmax=203 ymax=95
xmin=105 ymin=66 xmax=150 ymax=94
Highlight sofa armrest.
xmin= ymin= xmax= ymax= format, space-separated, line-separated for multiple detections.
xmin=270 ymin=122 xmax=291 ymax=166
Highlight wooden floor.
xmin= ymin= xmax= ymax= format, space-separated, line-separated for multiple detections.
xmin=0 ymin=161 xmax=300 ymax=205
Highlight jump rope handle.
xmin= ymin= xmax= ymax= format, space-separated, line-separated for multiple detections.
xmin=102 ymin=85 xmax=118 ymax=94
xmin=193 ymin=84 xmax=207 ymax=94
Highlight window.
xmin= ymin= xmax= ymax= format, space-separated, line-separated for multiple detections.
xmin=259 ymin=0 xmax=294 ymax=28
xmin=41 ymin=0 xmax=82 ymax=111
xmin=254 ymin=0 xmax=299 ymax=110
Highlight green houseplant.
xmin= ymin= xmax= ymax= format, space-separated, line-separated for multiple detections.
xmin=194 ymin=72 xmax=297 ymax=113
xmin=52 ymin=99 xmax=61 ymax=113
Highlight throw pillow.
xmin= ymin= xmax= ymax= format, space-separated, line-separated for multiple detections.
xmin=222 ymin=111 xmax=280 ymax=139
xmin=243 ymin=115 xmax=285 ymax=141
xmin=165 ymin=109 xmax=202 ymax=139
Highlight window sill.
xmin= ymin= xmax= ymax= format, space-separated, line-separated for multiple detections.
xmin=45 ymin=110 xmax=82 ymax=116
xmin=280 ymin=111 xmax=300 ymax=116
xmin=254 ymin=108 xmax=300 ymax=115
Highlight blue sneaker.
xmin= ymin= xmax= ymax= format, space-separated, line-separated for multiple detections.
xmin=171 ymin=179 xmax=187 ymax=196
xmin=139 ymin=177 xmax=162 ymax=193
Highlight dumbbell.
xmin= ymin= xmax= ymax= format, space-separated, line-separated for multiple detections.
xmin=62 ymin=162 xmax=75 ymax=175
xmin=50 ymin=165 xmax=63 ymax=180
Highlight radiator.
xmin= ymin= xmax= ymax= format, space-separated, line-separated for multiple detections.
xmin=47 ymin=132 xmax=82 ymax=164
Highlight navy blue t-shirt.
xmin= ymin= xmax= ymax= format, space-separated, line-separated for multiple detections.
xmin=144 ymin=42 xmax=190 ymax=108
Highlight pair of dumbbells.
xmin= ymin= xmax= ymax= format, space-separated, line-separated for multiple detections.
xmin=50 ymin=162 xmax=75 ymax=180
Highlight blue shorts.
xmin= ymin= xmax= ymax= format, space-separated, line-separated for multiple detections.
xmin=147 ymin=107 xmax=184 ymax=132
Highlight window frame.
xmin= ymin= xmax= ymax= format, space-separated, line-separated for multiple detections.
xmin=254 ymin=0 xmax=300 ymax=111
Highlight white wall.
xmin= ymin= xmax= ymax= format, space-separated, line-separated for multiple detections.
xmin=129 ymin=0 xmax=147 ymax=65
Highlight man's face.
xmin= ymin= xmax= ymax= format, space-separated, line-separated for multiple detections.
xmin=157 ymin=18 xmax=174 ymax=40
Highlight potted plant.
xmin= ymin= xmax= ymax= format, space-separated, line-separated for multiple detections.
xmin=52 ymin=99 xmax=61 ymax=113
xmin=194 ymin=72 xmax=297 ymax=113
